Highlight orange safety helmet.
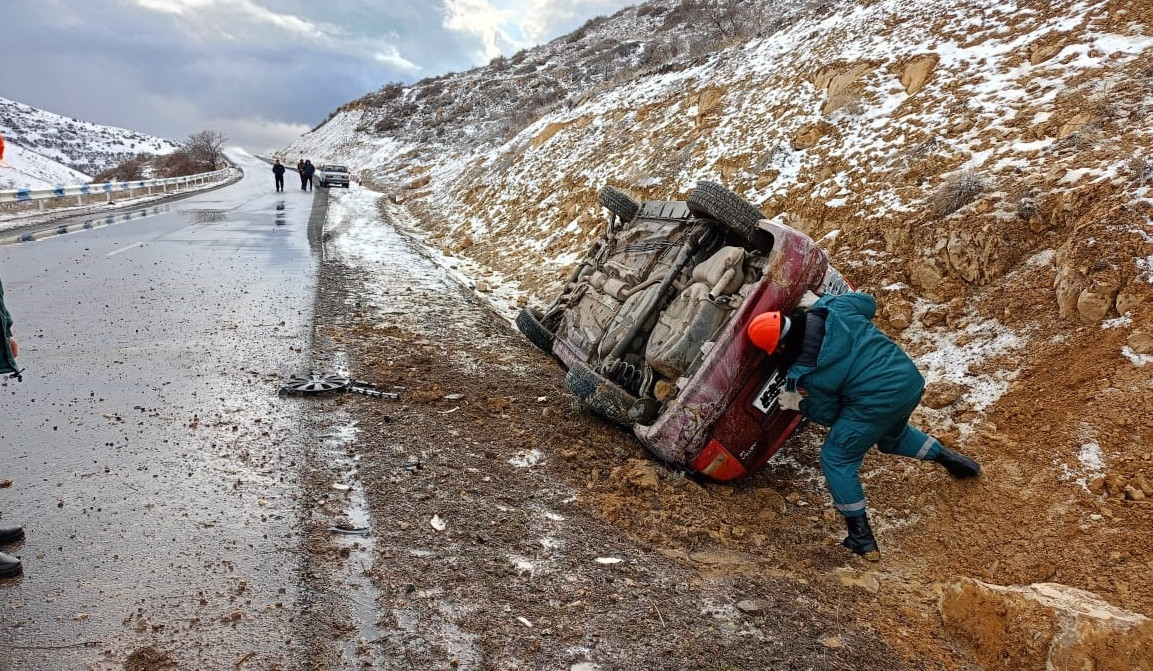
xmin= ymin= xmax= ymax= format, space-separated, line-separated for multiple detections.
xmin=747 ymin=311 xmax=791 ymax=353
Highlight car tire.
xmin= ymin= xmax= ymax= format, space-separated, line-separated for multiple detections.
xmin=687 ymin=181 xmax=766 ymax=243
xmin=598 ymin=185 xmax=640 ymax=223
xmin=515 ymin=308 xmax=555 ymax=353
xmin=565 ymin=361 xmax=638 ymax=426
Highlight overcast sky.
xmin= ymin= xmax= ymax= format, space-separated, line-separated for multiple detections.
xmin=4 ymin=0 xmax=636 ymax=154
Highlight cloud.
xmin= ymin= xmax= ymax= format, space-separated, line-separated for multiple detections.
xmin=442 ymin=0 xmax=524 ymax=62
xmin=212 ymin=117 xmax=312 ymax=154
xmin=515 ymin=0 xmax=631 ymax=43
xmin=440 ymin=0 xmax=635 ymax=61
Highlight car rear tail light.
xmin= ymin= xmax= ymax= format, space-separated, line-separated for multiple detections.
xmin=689 ymin=439 xmax=748 ymax=480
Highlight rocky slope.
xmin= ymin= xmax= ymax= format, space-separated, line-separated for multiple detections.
xmin=287 ymin=0 xmax=1153 ymax=664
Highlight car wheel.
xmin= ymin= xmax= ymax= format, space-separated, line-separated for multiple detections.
xmin=565 ymin=361 xmax=639 ymax=426
xmin=598 ymin=185 xmax=640 ymax=223
xmin=687 ymin=181 xmax=766 ymax=243
xmin=515 ymin=307 xmax=555 ymax=353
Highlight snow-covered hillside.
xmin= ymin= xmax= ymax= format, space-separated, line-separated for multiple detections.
xmin=0 ymin=96 xmax=182 ymax=187
xmin=0 ymin=138 xmax=91 ymax=190
xmin=286 ymin=0 xmax=1153 ymax=664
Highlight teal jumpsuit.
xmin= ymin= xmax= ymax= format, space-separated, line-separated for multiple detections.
xmin=785 ymin=292 xmax=943 ymax=518
xmin=0 ymin=274 xmax=18 ymax=376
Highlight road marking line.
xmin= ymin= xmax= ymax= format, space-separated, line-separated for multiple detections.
xmin=107 ymin=241 xmax=145 ymax=257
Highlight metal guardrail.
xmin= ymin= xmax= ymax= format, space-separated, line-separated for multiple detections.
xmin=0 ymin=168 xmax=233 ymax=210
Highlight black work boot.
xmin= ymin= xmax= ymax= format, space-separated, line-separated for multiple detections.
xmin=0 ymin=552 xmax=22 ymax=579
xmin=842 ymin=514 xmax=880 ymax=561
xmin=0 ymin=526 xmax=25 ymax=546
xmin=934 ymin=447 xmax=981 ymax=479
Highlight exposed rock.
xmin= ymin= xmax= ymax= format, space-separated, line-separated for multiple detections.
xmin=813 ymin=62 xmax=874 ymax=117
xmin=945 ymin=228 xmax=985 ymax=283
xmin=895 ymin=54 xmax=939 ymax=95
xmin=1077 ymin=286 xmax=1115 ymax=323
xmin=1058 ymin=112 xmax=1094 ymax=139
xmin=692 ymin=86 xmax=726 ymax=128
xmin=1116 ymin=287 xmax=1147 ymax=316
xmin=1033 ymin=33 xmax=1065 ymax=65
xmin=1053 ymin=264 xmax=1084 ymax=320
xmin=908 ymin=258 xmax=946 ymax=297
xmin=880 ymin=295 xmax=913 ymax=331
xmin=611 ymin=459 xmax=662 ymax=491
xmin=922 ymin=381 xmax=966 ymax=409
xmin=941 ymin=578 xmax=1153 ymax=671
xmin=1128 ymin=332 xmax=1153 ymax=355
xmin=791 ymin=121 xmax=837 ymax=150
xmin=838 ymin=571 xmax=881 ymax=593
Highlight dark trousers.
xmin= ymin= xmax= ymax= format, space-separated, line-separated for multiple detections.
xmin=274 ymin=174 xmax=284 ymax=191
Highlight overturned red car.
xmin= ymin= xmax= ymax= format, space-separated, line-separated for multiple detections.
xmin=517 ymin=181 xmax=849 ymax=481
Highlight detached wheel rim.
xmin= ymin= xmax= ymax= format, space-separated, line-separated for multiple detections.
xmin=280 ymin=373 xmax=351 ymax=395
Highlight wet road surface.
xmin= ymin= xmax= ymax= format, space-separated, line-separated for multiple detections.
xmin=0 ymin=152 xmax=323 ymax=669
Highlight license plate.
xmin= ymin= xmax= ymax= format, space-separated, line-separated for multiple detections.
xmin=752 ymin=370 xmax=786 ymax=414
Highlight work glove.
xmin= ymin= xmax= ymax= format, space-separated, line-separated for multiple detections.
xmin=797 ymin=290 xmax=821 ymax=310
xmin=778 ymin=390 xmax=803 ymax=412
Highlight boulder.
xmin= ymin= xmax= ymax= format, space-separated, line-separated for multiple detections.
xmin=1128 ymin=331 xmax=1153 ymax=355
xmin=941 ymin=578 xmax=1153 ymax=671
xmin=896 ymin=54 xmax=939 ymax=95
xmin=922 ymin=381 xmax=965 ymax=409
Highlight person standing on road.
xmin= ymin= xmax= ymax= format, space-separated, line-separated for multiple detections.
xmin=0 ymin=272 xmax=27 ymax=579
xmin=296 ymin=159 xmax=306 ymax=190
xmin=747 ymin=290 xmax=981 ymax=561
xmin=272 ymin=159 xmax=286 ymax=192
xmin=302 ymin=160 xmax=315 ymax=192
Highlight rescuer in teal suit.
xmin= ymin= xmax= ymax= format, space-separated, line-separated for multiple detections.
xmin=1 ymin=272 xmax=28 ymax=579
xmin=747 ymin=291 xmax=981 ymax=560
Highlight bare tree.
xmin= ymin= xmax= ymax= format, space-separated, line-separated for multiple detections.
xmin=704 ymin=0 xmax=763 ymax=42
xmin=183 ymin=130 xmax=226 ymax=170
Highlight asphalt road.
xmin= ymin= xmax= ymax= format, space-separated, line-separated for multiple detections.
xmin=0 ymin=152 xmax=325 ymax=669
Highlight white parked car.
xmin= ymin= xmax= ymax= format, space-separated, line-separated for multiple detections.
xmin=316 ymin=164 xmax=350 ymax=188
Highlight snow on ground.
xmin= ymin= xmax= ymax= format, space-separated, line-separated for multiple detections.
xmin=0 ymin=142 xmax=91 ymax=190
xmin=324 ymin=185 xmax=528 ymax=323
xmin=1059 ymin=424 xmax=1108 ymax=492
